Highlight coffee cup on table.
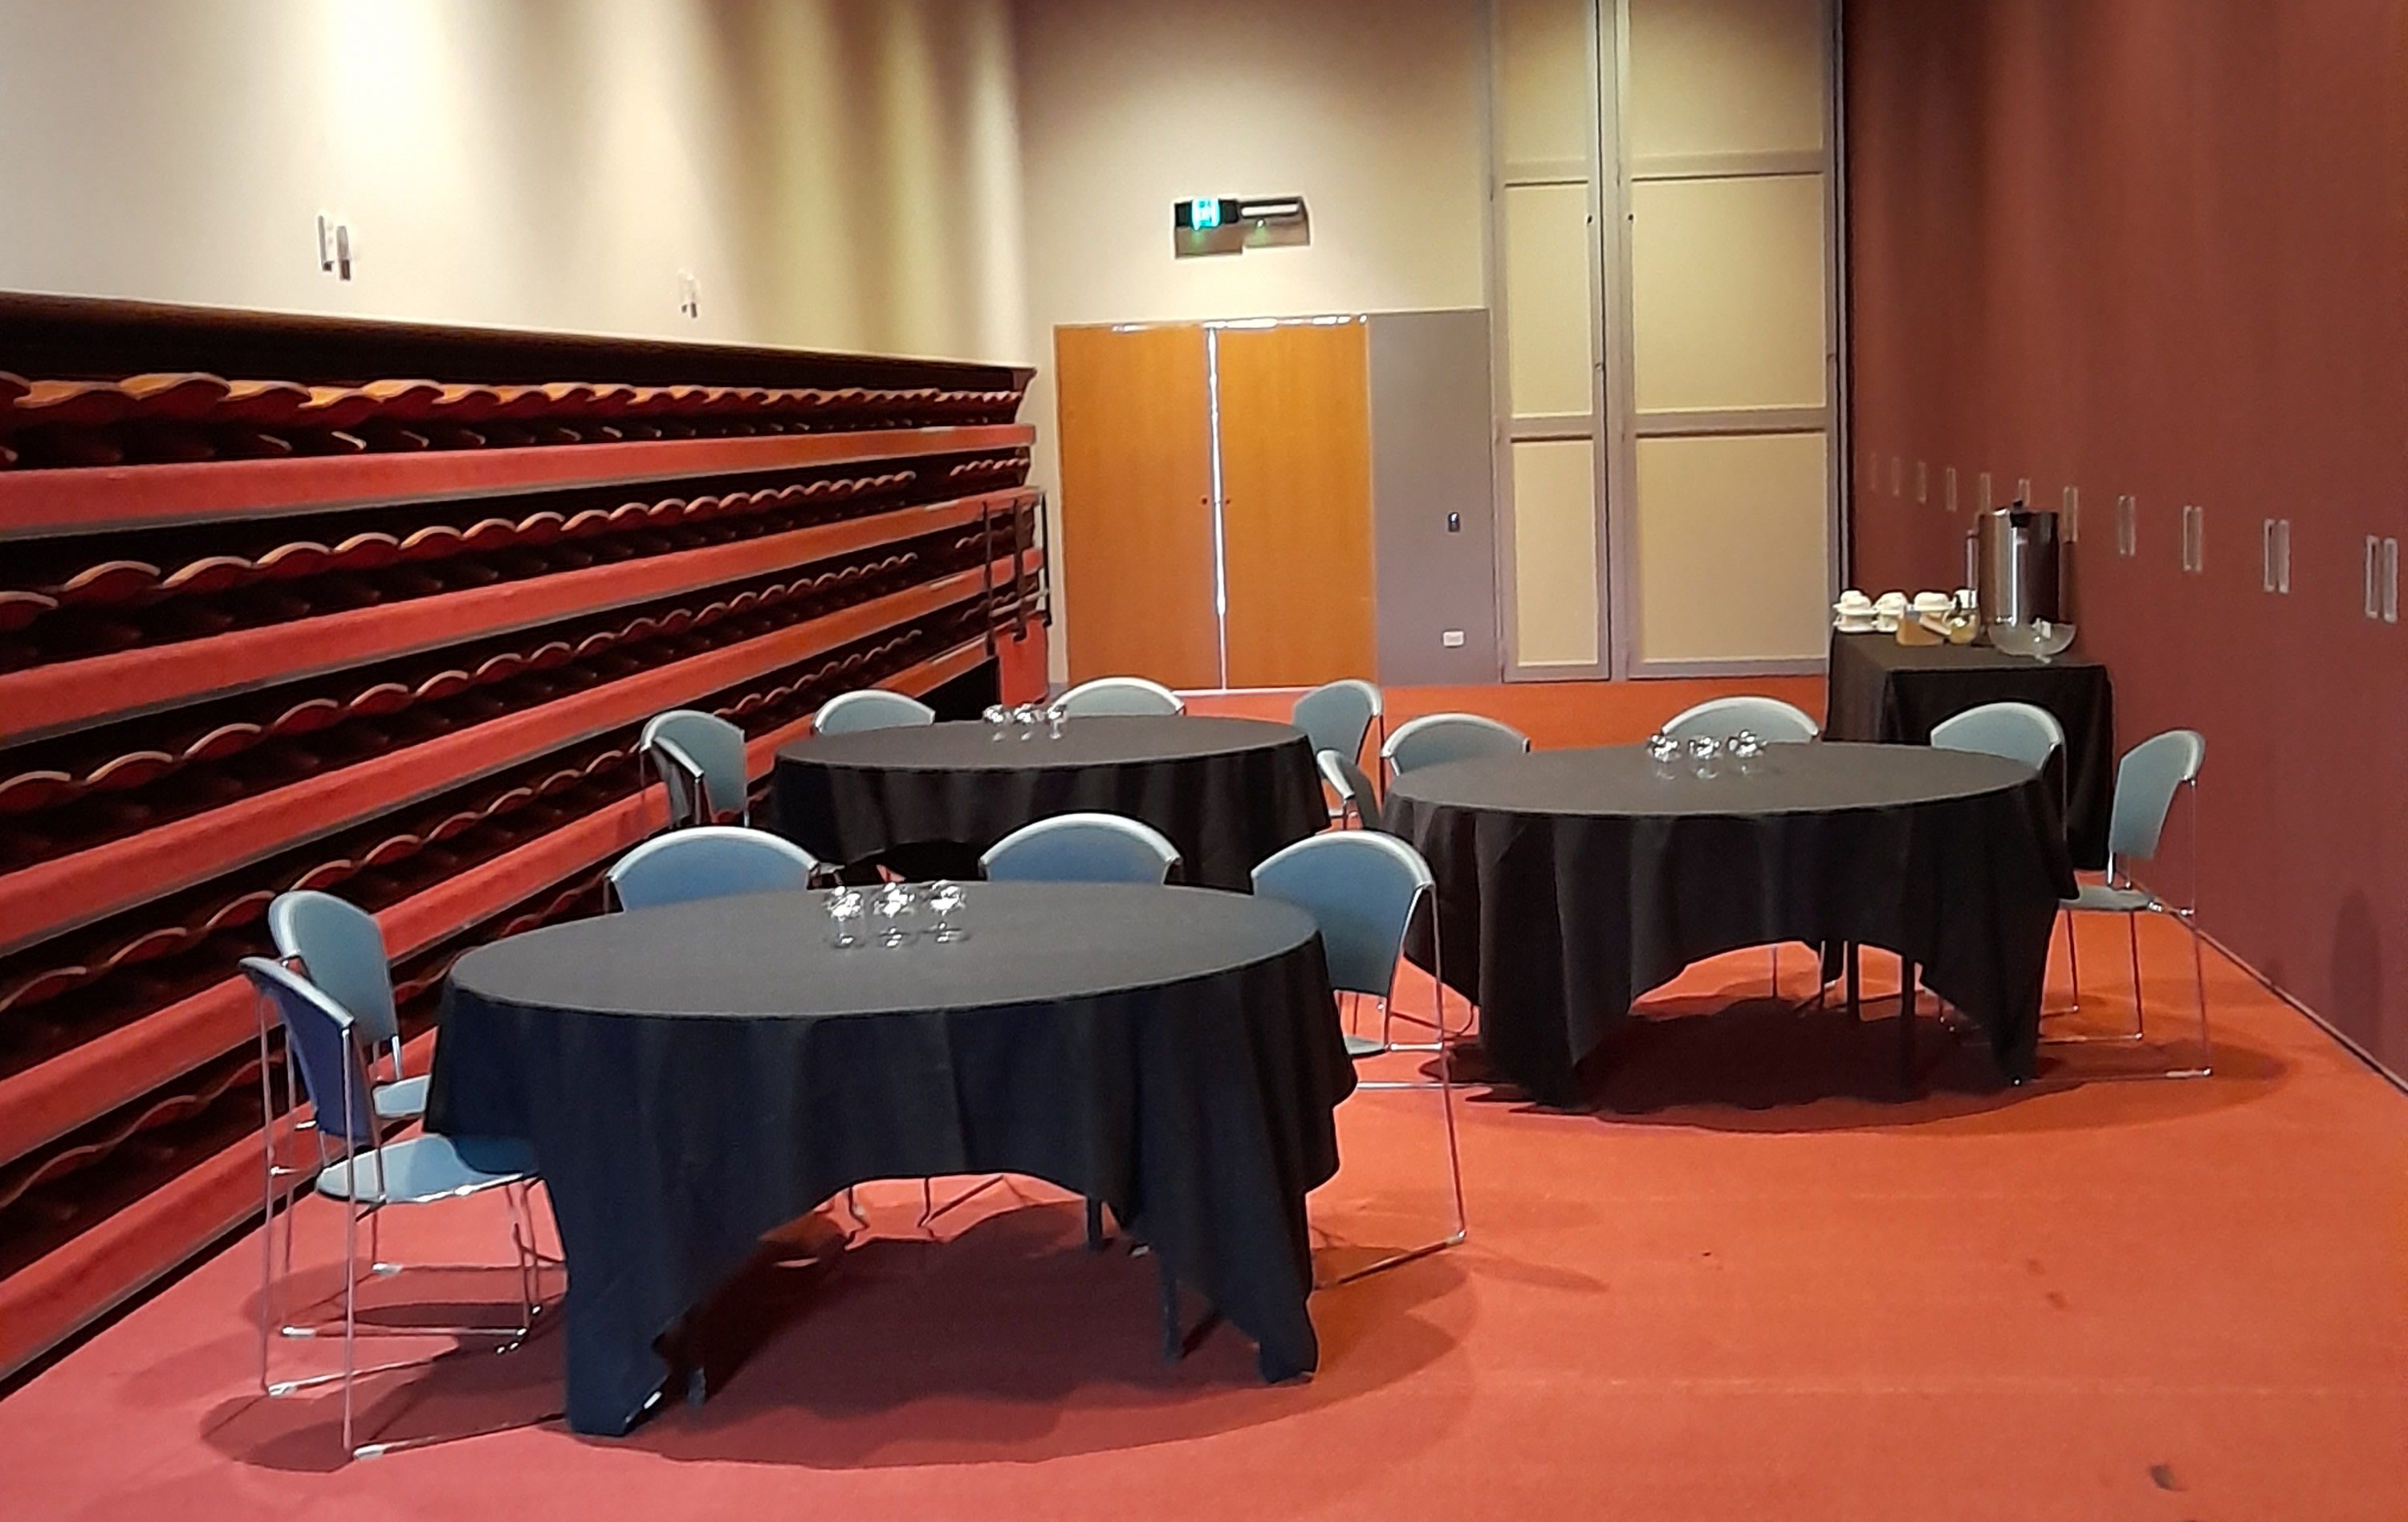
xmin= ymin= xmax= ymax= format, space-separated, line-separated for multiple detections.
xmin=1873 ymin=591 xmax=1907 ymax=633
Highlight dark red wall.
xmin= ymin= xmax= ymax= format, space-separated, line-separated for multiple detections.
xmin=1843 ymin=0 xmax=2408 ymax=1074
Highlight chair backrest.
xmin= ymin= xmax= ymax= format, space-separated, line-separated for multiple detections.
xmin=813 ymin=688 xmax=937 ymax=735
xmin=607 ymin=826 xmax=822 ymax=911
xmin=1317 ymin=748 xmax=1383 ymax=830
xmin=1381 ymin=712 xmax=1530 ymax=776
xmin=641 ymin=709 xmax=749 ymax=828
xmin=1293 ymin=679 xmax=1381 ymax=763
xmin=1930 ymin=701 xmax=2064 ymax=771
xmin=240 ymin=956 xmax=376 ymax=1148
xmin=267 ymin=889 xmax=399 ymax=1049
xmin=1056 ymin=676 xmax=1186 ymax=717
xmin=1660 ymin=695 xmax=1820 ymax=743
xmin=980 ymin=812 xmax=1181 ymax=884
xmin=1251 ymin=831 xmax=1434 ymax=998
xmin=2107 ymin=729 xmax=2205 ymax=866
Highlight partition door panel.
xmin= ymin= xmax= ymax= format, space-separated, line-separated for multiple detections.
xmin=1216 ymin=321 xmax=1377 ymax=688
xmin=1054 ymin=324 xmax=1221 ymax=687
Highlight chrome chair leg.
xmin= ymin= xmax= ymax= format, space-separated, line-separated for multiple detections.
xmin=2042 ymin=908 xmax=2146 ymax=1045
xmin=1322 ymin=887 xmax=1466 ymax=1287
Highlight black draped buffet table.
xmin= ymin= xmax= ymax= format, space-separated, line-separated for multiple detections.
xmin=1385 ymin=743 xmax=2075 ymax=1106
xmin=772 ymin=715 xmax=1328 ymax=891
xmin=428 ymin=882 xmax=1352 ymax=1435
xmin=1824 ymin=630 xmax=2115 ymax=868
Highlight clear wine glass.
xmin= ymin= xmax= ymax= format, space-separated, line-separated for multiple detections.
xmin=927 ymin=880 xmax=968 ymax=942
xmin=982 ymin=704 xmax=1009 ymax=742
xmin=872 ymin=881 xmax=919 ymax=946
xmin=825 ymin=886 xmax=866 ymax=949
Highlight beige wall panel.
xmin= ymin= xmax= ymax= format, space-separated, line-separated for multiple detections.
xmin=1630 ymin=174 xmax=1828 ymax=413
xmin=1634 ymin=432 xmax=1828 ymax=661
xmin=1511 ymin=439 xmax=1601 ymax=665
xmin=1497 ymin=0 xmax=1593 ymax=166
xmin=1627 ymin=0 xmax=1827 ymax=161
xmin=1503 ymin=182 xmax=1598 ymax=420
xmin=0 ymin=0 xmax=1027 ymax=364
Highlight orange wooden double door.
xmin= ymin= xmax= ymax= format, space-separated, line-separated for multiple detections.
xmin=1054 ymin=319 xmax=1374 ymax=690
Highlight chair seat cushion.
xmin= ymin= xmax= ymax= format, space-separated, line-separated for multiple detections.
xmin=314 ymin=1133 xmax=537 ymax=1204
xmin=2064 ymin=881 xmax=2156 ymax=914
xmin=372 ymin=1072 xmax=431 ymax=1120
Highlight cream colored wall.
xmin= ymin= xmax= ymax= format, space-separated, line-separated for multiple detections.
xmin=0 ymin=0 xmax=1028 ymax=365
xmin=1014 ymin=0 xmax=1488 ymax=678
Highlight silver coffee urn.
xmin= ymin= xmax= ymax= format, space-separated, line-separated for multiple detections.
xmin=1967 ymin=504 xmax=2062 ymax=634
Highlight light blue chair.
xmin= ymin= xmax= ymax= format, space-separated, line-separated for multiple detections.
xmin=1293 ymin=679 xmax=1382 ymax=764
xmin=1380 ymin=712 xmax=1530 ymax=779
xmin=242 ymin=957 xmax=547 ymax=1460
xmin=1253 ymin=831 xmax=1465 ymax=1283
xmin=1317 ymin=748 xmax=1383 ymax=832
xmin=267 ymin=891 xmax=425 ymax=1122
xmin=640 ymin=709 xmax=749 ymax=828
xmin=607 ymin=825 xmax=824 ymax=911
xmin=2053 ymin=729 xmax=2210 ymax=1075
xmin=813 ymin=688 xmax=937 ymax=735
xmin=1931 ymin=700 xmax=2064 ymax=771
xmin=1056 ymin=676 xmax=1186 ymax=717
xmin=1661 ymin=694 xmax=1820 ymax=743
xmin=979 ymin=812 xmax=1181 ymax=884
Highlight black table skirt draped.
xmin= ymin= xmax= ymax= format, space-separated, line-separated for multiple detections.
xmin=771 ymin=716 xmax=1328 ymax=891
xmin=1386 ymin=744 xmax=2076 ymax=1107
xmin=427 ymin=884 xmax=1353 ymax=1436
xmin=1824 ymin=630 xmax=2115 ymax=869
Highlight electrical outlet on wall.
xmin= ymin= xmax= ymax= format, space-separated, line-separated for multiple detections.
xmin=2261 ymin=518 xmax=2292 ymax=594
xmin=1442 ymin=629 xmax=1466 ymax=648
xmin=315 ymin=214 xmax=354 ymax=280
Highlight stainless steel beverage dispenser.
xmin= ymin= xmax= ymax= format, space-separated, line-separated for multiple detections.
xmin=1970 ymin=504 xmax=2062 ymax=631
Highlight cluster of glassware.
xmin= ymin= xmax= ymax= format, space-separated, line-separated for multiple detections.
xmin=982 ymin=702 xmax=1068 ymax=741
xmin=1644 ymin=728 xmax=1763 ymax=778
xmin=824 ymin=879 xmax=970 ymax=948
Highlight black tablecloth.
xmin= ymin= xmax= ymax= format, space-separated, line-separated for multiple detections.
xmin=1385 ymin=743 xmax=2075 ymax=1106
xmin=1824 ymin=631 xmax=2114 ymax=868
xmin=771 ymin=716 xmax=1328 ymax=891
xmin=428 ymin=883 xmax=1352 ymax=1436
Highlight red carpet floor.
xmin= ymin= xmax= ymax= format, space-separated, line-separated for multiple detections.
xmin=6 ymin=684 xmax=2404 ymax=1518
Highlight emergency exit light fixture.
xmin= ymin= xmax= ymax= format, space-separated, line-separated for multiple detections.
xmin=1174 ymin=195 xmax=1310 ymax=258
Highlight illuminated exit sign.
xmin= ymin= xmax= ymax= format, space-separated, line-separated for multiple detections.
xmin=1173 ymin=194 xmax=1309 ymax=258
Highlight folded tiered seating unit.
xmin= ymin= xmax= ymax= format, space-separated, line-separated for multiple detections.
xmin=0 ymin=293 xmax=1045 ymax=1378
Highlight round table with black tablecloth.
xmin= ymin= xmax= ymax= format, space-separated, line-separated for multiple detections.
xmin=1384 ymin=743 xmax=2076 ymax=1107
xmin=428 ymin=882 xmax=1353 ymax=1437
xmin=771 ymin=715 xmax=1328 ymax=890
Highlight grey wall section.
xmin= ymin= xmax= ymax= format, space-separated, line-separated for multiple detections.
xmin=1368 ymin=309 xmax=1500 ymax=684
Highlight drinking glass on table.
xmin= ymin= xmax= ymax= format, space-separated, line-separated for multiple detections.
xmin=872 ymin=881 xmax=919 ymax=946
xmin=926 ymin=880 xmax=968 ymax=943
xmin=825 ymin=886 xmax=866 ymax=949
